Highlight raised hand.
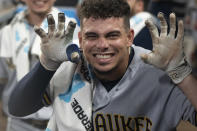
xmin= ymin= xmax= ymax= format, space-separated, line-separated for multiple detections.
xmin=34 ymin=13 xmax=79 ymax=71
xmin=141 ymin=12 xmax=192 ymax=84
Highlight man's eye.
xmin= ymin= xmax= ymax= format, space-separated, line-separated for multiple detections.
xmin=108 ymin=34 xmax=119 ymax=39
xmin=106 ymin=31 xmax=121 ymax=39
xmin=109 ymin=34 xmax=118 ymax=37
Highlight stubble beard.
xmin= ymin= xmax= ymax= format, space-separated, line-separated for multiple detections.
xmin=93 ymin=63 xmax=119 ymax=80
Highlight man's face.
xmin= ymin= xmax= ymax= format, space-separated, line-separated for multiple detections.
xmin=22 ymin=0 xmax=56 ymax=15
xmin=79 ymin=17 xmax=134 ymax=79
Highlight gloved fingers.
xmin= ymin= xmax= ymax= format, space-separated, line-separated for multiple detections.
xmin=176 ymin=20 xmax=184 ymax=42
xmin=34 ymin=26 xmax=48 ymax=43
xmin=64 ymin=20 xmax=76 ymax=43
xmin=169 ymin=13 xmax=176 ymax=38
xmin=158 ymin=12 xmax=168 ymax=37
xmin=56 ymin=13 xmax=65 ymax=38
xmin=47 ymin=14 xmax=55 ymax=37
xmin=145 ymin=19 xmax=159 ymax=47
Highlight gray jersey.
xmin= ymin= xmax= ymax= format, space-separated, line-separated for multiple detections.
xmin=48 ymin=45 xmax=196 ymax=131
xmin=92 ymin=45 xmax=196 ymax=131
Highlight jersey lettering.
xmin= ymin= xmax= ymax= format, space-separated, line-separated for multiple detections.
xmin=94 ymin=113 xmax=152 ymax=131
xmin=71 ymin=98 xmax=92 ymax=131
xmin=95 ymin=114 xmax=108 ymax=130
xmin=120 ymin=115 xmax=134 ymax=131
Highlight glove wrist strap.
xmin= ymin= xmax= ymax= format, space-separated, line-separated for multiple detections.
xmin=167 ymin=59 xmax=192 ymax=84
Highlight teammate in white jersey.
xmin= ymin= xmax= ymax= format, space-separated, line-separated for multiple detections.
xmin=128 ymin=0 xmax=157 ymax=50
xmin=6 ymin=0 xmax=197 ymax=130
xmin=0 ymin=0 xmax=79 ymax=131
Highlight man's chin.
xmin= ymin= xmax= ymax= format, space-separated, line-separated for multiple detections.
xmin=93 ymin=67 xmax=114 ymax=75
xmin=32 ymin=9 xmax=50 ymax=16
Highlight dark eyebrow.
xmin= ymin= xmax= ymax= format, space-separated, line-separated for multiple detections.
xmin=84 ymin=32 xmax=98 ymax=36
xmin=105 ymin=31 xmax=121 ymax=37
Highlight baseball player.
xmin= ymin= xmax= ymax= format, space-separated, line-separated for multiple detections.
xmin=0 ymin=0 xmax=80 ymax=131
xmin=7 ymin=0 xmax=197 ymax=130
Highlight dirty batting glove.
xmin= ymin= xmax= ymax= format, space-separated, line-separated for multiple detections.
xmin=34 ymin=13 xmax=77 ymax=71
xmin=140 ymin=12 xmax=192 ymax=84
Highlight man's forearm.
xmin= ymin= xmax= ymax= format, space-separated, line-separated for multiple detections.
xmin=178 ymin=74 xmax=197 ymax=110
xmin=8 ymin=61 xmax=55 ymax=117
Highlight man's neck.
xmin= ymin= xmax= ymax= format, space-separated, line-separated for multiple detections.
xmin=95 ymin=64 xmax=128 ymax=81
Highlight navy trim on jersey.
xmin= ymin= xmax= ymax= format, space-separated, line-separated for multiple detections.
xmin=134 ymin=26 xmax=153 ymax=50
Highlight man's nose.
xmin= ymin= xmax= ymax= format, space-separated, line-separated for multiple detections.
xmin=96 ymin=37 xmax=109 ymax=49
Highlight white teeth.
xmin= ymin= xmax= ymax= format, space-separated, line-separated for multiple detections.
xmin=35 ymin=1 xmax=45 ymax=6
xmin=96 ymin=55 xmax=111 ymax=59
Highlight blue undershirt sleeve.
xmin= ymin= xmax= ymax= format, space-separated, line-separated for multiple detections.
xmin=8 ymin=61 xmax=55 ymax=117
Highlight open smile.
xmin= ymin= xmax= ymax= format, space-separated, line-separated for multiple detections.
xmin=93 ymin=53 xmax=115 ymax=63
xmin=34 ymin=0 xmax=47 ymax=6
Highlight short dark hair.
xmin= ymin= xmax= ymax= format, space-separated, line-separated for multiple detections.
xmin=77 ymin=0 xmax=131 ymax=31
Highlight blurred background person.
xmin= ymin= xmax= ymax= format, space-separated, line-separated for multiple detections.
xmin=0 ymin=0 xmax=17 ymax=29
xmin=184 ymin=0 xmax=197 ymax=77
xmin=0 ymin=0 xmax=80 ymax=131
xmin=128 ymin=0 xmax=157 ymax=50
xmin=0 ymin=0 xmax=57 ymax=130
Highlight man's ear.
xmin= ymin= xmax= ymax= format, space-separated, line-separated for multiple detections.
xmin=78 ymin=31 xmax=82 ymax=49
xmin=127 ymin=29 xmax=134 ymax=46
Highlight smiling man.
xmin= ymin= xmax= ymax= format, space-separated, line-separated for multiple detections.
xmin=6 ymin=0 xmax=197 ymax=130
xmin=79 ymin=17 xmax=133 ymax=81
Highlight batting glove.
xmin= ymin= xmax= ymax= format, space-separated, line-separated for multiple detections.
xmin=34 ymin=13 xmax=80 ymax=71
xmin=140 ymin=12 xmax=192 ymax=84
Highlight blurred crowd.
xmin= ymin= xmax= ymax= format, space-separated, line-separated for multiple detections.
xmin=0 ymin=1 xmax=80 ymax=131
xmin=0 ymin=0 xmax=196 ymax=131
xmin=0 ymin=0 xmax=80 ymax=28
